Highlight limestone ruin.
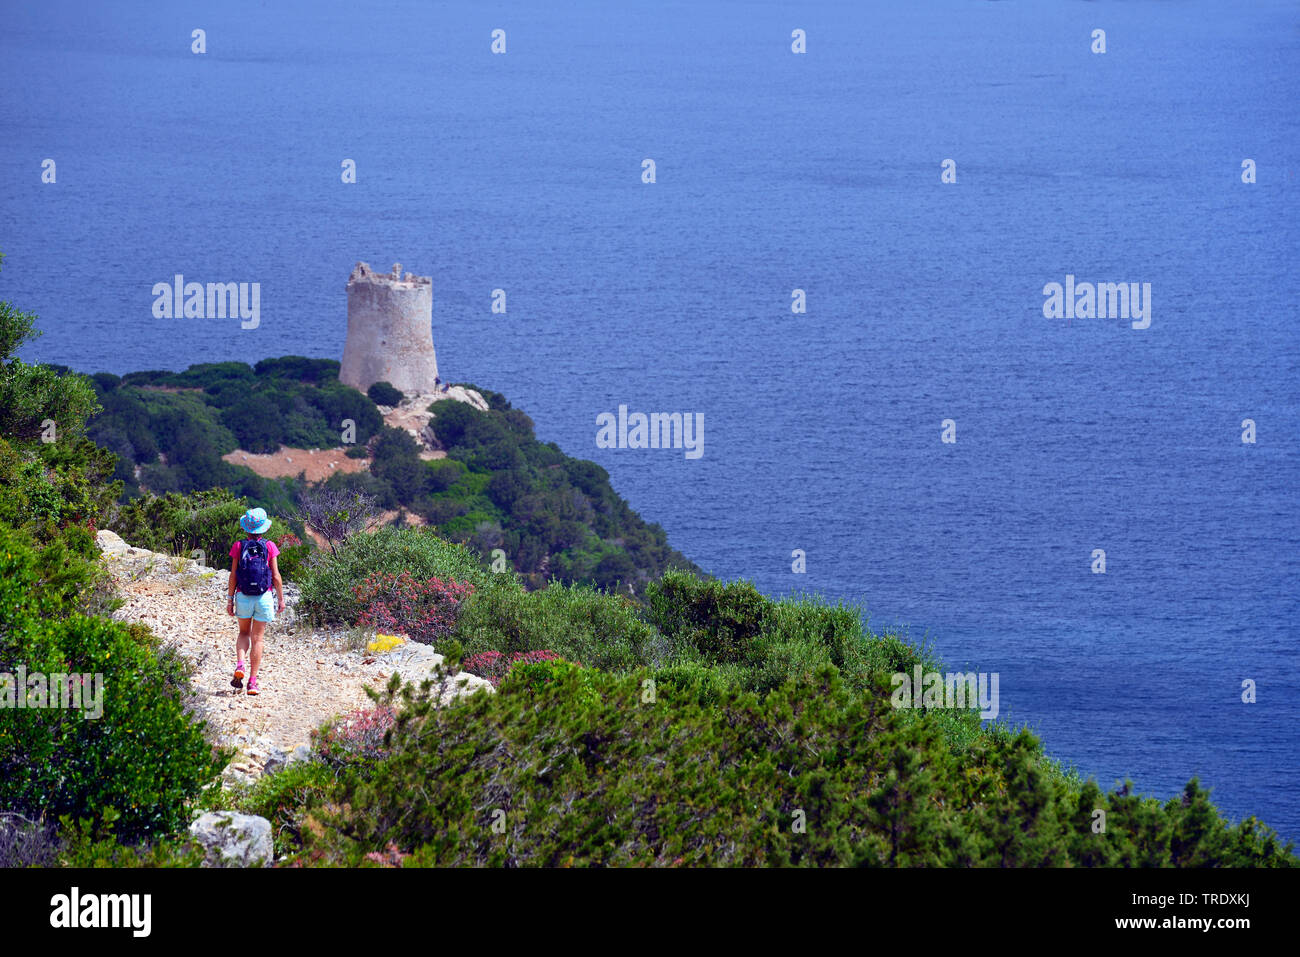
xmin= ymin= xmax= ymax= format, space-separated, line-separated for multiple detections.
xmin=339 ymin=261 xmax=439 ymax=395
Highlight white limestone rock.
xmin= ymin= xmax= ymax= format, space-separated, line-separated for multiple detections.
xmin=189 ymin=812 xmax=273 ymax=868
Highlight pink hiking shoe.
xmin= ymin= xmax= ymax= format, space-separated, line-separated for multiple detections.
xmin=246 ymin=676 xmax=260 ymax=696
xmin=231 ymin=661 xmax=246 ymax=689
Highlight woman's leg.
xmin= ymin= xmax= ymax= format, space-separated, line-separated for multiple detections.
xmin=249 ymin=619 xmax=266 ymax=683
xmin=237 ymin=616 xmax=252 ymax=663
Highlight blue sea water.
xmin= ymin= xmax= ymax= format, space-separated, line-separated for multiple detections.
xmin=2 ymin=0 xmax=1297 ymax=842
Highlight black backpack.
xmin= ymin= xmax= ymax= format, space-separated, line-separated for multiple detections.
xmin=236 ymin=538 xmax=272 ymax=595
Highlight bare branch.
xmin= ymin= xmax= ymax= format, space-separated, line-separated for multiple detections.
xmin=295 ymin=484 xmax=382 ymax=556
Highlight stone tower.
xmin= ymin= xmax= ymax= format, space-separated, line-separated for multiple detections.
xmin=340 ymin=261 xmax=438 ymax=395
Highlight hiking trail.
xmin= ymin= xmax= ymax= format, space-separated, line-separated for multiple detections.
xmin=95 ymin=530 xmax=492 ymax=785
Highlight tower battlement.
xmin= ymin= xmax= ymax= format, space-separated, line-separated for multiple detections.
xmin=340 ymin=261 xmax=439 ymax=395
xmin=348 ymin=261 xmax=432 ymax=287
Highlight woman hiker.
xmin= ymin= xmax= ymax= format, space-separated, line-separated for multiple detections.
xmin=226 ymin=507 xmax=285 ymax=696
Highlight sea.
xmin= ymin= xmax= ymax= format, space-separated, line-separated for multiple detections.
xmin=2 ymin=0 xmax=1297 ymax=842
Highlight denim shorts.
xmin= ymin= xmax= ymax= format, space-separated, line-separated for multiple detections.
xmin=234 ymin=590 xmax=276 ymax=623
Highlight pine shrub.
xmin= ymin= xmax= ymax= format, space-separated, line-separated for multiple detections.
xmin=291 ymin=665 xmax=1297 ymax=868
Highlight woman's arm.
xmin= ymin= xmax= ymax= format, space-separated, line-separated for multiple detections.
xmin=271 ymin=555 xmax=284 ymax=612
xmin=227 ymin=554 xmax=239 ymax=616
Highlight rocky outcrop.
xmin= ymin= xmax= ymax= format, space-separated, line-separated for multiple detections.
xmin=374 ymin=639 xmax=495 ymax=704
xmin=95 ymin=528 xmax=161 ymax=562
xmin=432 ymin=386 xmax=489 ymax=411
xmin=189 ymin=812 xmax=273 ymax=868
xmin=381 ymin=388 xmax=489 ymax=457
xmin=262 ymin=743 xmax=312 ymax=776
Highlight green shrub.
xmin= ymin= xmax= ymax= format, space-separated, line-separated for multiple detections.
xmin=649 ymin=658 xmax=750 ymax=706
xmin=232 ymin=760 xmax=342 ymax=861
xmin=767 ymin=597 xmax=865 ymax=669
xmin=108 ymin=487 xmax=297 ymax=570
xmin=591 ymin=551 xmax=639 ymax=592
xmin=454 ymin=576 xmax=665 ymax=671
xmin=297 ymin=526 xmax=491 ymax=625
xmin=275 ymin=532 xmax=312 ymax=582
xmin=499 ymin=657 xmax=599 ymax=705
xmin=0 ymin=435 xmax=121 ymax=544
xmin=90 ymin=372 xmax=121 ymax=394
xmin=130 ymin=389 xmax=240 ymax=457
xmin=312 ymin=383 xmax=383 ymax=447
xmin=646 ymin=570 xmax=771 ymax=665
xmin=0 ymin=263 xmax=101 ymax=444
xmin=367 ymin=381 xmax=404 ymax=406
xmin=859 ymin=631 xmax=927 ymax=679
xmin=52 ymin=816 xmax=207 ymax=868
xmin=425 ymin=398 xmax=487 ymax=452
xmin=293 ymin=665 xmax=1297 ymax=867
xmin=369 ymin=427 xmax=440 ymax=504
xmin=252 ymin=356 xmax=340 ymax=384
xmin=744 ymin=627 xmax=838 ymax=694
xmin=0 ymin=527 xmax=227 ymax=841
xmin=0 ymin=524 xmax=114 ymax=633
xmin=428 ymin=458 xmax=465 ymax=493
xmin=222 ymin=394 xmax=283 ymax=453
xmin=168 ymin=361 xmax=255 ymax=389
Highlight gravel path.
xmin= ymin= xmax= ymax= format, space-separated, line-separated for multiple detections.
xmin=100 ymin=533 xmax=382 ymax=750
xmin=94 ymin=530 xmax=490 ymax=779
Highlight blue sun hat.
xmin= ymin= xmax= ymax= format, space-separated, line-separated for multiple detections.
xmin=239 ymin=507 xmax=273 ymax=534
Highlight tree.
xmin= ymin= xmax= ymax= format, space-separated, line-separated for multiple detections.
xmin=0 ymin=253 xmax=100 ymax=445
xmin=592 ymin=551 xmax=637 ymax=592
xmin=296 ymin=483 xmax=382 ymax=556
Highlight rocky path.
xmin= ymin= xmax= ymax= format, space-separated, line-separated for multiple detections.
xmin=95 ymin=530 xmax=492 ymax=783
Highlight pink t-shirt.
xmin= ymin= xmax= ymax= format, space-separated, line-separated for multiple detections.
xmin=231 ymin=538 xmax=280 ymax=562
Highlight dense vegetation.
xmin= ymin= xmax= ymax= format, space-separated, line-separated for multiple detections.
xmin=0 ymin=254 xmax=226 ymax=848
xmin=279 ymin=527 xmax=1296 ymax=867
xmin=80 ymin=358 xmax=696 ymax=591
xmin=0 ymin=527 xmax=225 ymax=842
xmin=244 ymin=662 xmax=1293 ymax=867
xmin=366 ymin=386 xmax=697 ymax=590
xmin=0 ymin=256 xmax=1293 ymax=868
xmin=109 ymin=487 xmax=311 ymax=582
xmin=79 ymin=356 xmax=376 ymax=519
